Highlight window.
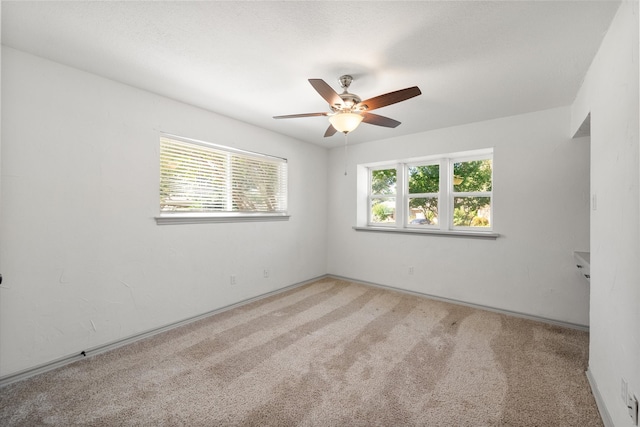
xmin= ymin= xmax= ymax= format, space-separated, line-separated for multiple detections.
xmin=369 ymin=168 xmax=397 ymax=224
xmin=361 ymin=149 xmax=493 ymax=235
xmin=407 ymin=163 xmax=440 ymax=227
xmin=157 ymin=134 xmax=288 ymax=224
xmin=451 ymin=158 xmax=492 ymax=228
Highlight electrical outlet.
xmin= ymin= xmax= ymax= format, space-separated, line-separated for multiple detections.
xmin=629 ymin=394 xmax=639 ymax=425
xmin=263 ymin=269 xmax=269 ymax=279
xmin=408 ymin=266 xmax=414 ymax=275
xmin=230 ymin=275 xmax=236 ymax=285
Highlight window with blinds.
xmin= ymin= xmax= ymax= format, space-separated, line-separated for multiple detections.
xmin=159 ymin=135 xmax=288 ymax=219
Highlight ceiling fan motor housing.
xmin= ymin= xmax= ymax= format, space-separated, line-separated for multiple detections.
xmin=335 ymin=93 xmax=362 ymax=111
xmin=336 ymin=75 xmax=363 ymax=110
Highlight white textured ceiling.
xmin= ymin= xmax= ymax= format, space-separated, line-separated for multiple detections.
xmin=1 ymin=1 xmax=620 ymax=148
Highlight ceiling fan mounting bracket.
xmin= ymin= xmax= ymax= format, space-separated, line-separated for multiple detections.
xmin=338 ymin=75 xmax=353 ymax=90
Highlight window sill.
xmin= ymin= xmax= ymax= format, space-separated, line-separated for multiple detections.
xmin=352 ymin=226 xmax=499 ymax=239
xmin=155 ymin=214 xmax=290 ymax=225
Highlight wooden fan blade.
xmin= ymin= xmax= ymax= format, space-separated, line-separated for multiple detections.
xmin=273 ymin=112 xmax=328 ymax=119
xmin=324 ymin=124 xmax=338 ymax=137
xmin=362 ymin=112 xmax=401 ymax=128
xmin=309 ymin=79 xmax=343 ymax=107
xmin=357 ymin=86 xmax=421 ymax=111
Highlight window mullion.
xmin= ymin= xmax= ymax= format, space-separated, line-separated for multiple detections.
xmin=226 ymin=153 xmax=233 ymax=211
xmin=441 ymin=158 xmax=450 ymax=231
xmin=397 ymin=163 xmax=405 ymax=228
xmin=367 ymin=170 xmax=373 ymax=225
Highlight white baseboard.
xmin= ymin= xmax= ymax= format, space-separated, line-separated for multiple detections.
xmin=328 ymin=274 xmax=590 ymax=331
xmin=586 ymin=368 xmax=614 ymax=427
xmin=0 ymin=275 xmax=325 ymax=388
xmin=0 ymin=273 xmax=589 ymax=388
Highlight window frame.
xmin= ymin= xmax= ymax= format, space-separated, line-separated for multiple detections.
xmin=405 ymin=160 xmax=442 ymax=230
xmin=368 ymin=166 xmax=399 ymax=227
xmin=360 ymin=149 xmax=496 ymax=237
xmin=448 ymin=154 xmax=493 ymax=231
xmin=155 ymin=133 xmax=289 ymax=225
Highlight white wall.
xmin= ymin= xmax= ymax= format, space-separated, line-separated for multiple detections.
xmin=572 ymin=2 xmax=639 ymax=426
xmin=0 ymin=47 xmax=328 ymax=377
xmin=327 ymin=106 xmax=591 ymax=326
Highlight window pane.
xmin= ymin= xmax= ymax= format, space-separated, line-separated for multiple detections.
xmin=371 ymin=198 xmax=396 ymax=224
xmin=371 ymin=169 xmax=396 ymax=195
xmin=453 ymin=197 xmax=491 ymax=227
xmin=408 ymin=197 xmax=438 ymax=225
xmin=453 ymin=159 xmax=492 ymax=192
xmin=408 ymin=164 xmax=439 ymax=194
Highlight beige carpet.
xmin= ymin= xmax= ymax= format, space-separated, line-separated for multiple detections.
xmin=0 ymin=278 xmax=602 ymax=426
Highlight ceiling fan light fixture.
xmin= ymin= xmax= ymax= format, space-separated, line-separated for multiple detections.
xmin=274 ymin=76 xmax=421 ymax=138
xmin=329 ymin=112 xmax=364 ymax=133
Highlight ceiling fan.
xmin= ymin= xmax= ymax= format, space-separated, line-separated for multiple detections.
xmin=273 ymin=75 xmax=422 ymax=137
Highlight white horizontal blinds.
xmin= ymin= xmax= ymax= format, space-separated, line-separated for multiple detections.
xmin=231 ymin=155 xmax=287 ymax=212
xmin=160 ymin=136 xmax=287 ymax=214
xmin=160 ymin=137 xmax=228 ymax=212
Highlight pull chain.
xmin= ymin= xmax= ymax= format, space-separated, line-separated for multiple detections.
xmin=343 ymin=132 xmax=349 ymax=176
